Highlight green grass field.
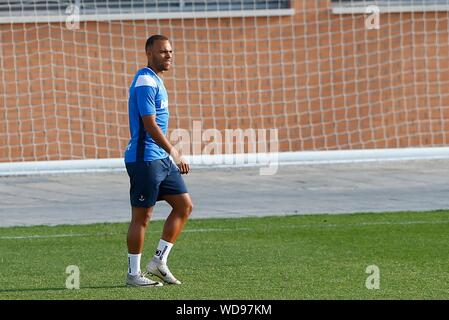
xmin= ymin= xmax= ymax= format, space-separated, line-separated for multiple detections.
xmin=1 ymin=210 xmax=449 ymax=300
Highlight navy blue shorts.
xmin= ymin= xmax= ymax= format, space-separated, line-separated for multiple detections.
xmin=125 ymin=157 xmax=188 ymax=207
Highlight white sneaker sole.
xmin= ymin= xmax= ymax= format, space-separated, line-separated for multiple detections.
xmin=126 ymin=274 xmax=163 ymax=287
xmin=126 ymin=282 xmax=163 ymax=287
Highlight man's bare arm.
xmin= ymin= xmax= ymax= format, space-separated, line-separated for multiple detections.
xmin=141 ymin=114 xmax=189 ymax=174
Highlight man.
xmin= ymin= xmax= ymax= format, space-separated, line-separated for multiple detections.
xmin=124 ymin=35 xmax=193 ymax=287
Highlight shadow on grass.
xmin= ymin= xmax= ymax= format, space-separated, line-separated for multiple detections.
xmin=0 ymin=285 xmax=126 ymax=293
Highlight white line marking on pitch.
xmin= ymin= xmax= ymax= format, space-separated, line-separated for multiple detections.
xmin=0 ymin=233 xmax=88 ymax=240
xmin=1 ymin=220 xmax=448 ymax=240
xmin=273 ymin=219 xmax=449 ymax=229
xmin=0 ymin=227 xmax=252 ymax=240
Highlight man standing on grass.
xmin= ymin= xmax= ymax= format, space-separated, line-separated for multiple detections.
xmin=124 ymin=35 xmax=193 ymax=287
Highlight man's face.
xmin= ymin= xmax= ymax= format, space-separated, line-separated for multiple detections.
xmin=147 ymin=40 xmax=173 ymax=73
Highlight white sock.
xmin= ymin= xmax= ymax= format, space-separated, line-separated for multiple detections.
xmin=153 ymin=239 xmax=173 ymax=264
xmin=128 ymin=253 xmax=141 ymax=276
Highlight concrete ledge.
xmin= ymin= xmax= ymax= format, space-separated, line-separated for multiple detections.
xmin=0 ymin=9 xmax=295 ymax=24
xmin=2 ymin=147 xmax=449 ymax=176
xmin=332 ymin=3 xmax=449 ymax=14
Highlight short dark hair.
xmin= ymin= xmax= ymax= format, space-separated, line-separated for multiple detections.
xmin=145 ymin=35 xmax=169 ymax=52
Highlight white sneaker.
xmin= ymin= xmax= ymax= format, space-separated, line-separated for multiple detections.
xmin=147 ymin=257 xmax=181 ymax=285
xmin=126 ymin=272 xmax=163 ymax=287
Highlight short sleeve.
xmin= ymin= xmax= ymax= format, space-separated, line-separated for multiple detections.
xmin=135 ymin=74 xmax=158 ymax=116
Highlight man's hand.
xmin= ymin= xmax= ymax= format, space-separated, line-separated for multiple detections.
xmin=170 ymin=148 xmax=189 ymax=174
xmin=176 ymin=157 xmax=190 ymax=175
xmin=141 ymin=115 xmax=191 ymax=175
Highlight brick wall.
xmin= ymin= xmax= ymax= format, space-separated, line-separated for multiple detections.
xmin=1 ymin=0 xmax=448 ymax=161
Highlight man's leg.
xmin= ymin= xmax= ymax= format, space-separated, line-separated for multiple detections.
xmin=127 ymin=206 xmax=153 ymax=254
xmin=126 ymin=206 xmax=162 ymax=287
xmin=161 ymin=193 xmax=193 ymax=243
xmin=147 ymin=193 xmax=193 ymax=284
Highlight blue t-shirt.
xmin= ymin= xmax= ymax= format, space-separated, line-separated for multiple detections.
xmin=125 ymin=67 xmax=169 ymax=163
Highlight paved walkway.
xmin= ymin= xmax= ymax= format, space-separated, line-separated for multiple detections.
xmin=0 ymin=160 xmax=448 ymax=227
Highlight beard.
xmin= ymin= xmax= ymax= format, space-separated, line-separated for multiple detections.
xmin=154 ymin=60 xmax=171 ymax=73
